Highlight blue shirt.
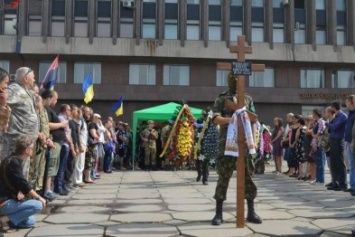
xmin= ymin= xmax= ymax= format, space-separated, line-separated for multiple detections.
xmin=345 ymin=109 xmax=355 ymax=142
xmin=328 ymin=110 xmax=347 ymax=139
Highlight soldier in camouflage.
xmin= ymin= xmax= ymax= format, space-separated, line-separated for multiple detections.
xmin=211 ymin=73 xmax=262 ymax=225
xmin=142 ymin=120 xmax=158 ymax=170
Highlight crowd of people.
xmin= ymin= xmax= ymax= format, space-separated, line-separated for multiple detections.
xmin=270 ymin=96 xmax=355 ymax=195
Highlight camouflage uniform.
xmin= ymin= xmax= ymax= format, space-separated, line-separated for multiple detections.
xmin=142 ymin=128 xmax=158 ymax=166
xmin=212 ymin=90 xmax=257 ymax=201
xmin=29 ymin=105 xmax=50 ymax=190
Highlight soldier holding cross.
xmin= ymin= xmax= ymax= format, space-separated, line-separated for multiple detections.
xmin=211 ymin=73 xmax=262 ymax=226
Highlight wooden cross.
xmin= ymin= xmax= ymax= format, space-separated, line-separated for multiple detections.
xmin=216 ymin=35 xmax=265 ymax=228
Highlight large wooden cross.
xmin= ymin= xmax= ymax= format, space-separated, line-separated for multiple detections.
xmin=217 ymin=35 xmax=265 ymax=228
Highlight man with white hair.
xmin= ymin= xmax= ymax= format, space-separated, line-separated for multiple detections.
xmin=2 ymin=67 xmax=39 ymax=178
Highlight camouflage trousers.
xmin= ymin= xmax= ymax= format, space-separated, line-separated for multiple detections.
xmin=144 ymin=145 xmax=156 ymax=166
xmin=214 ymin=155 xmax=256 ymax=201
xmin=85 ymin=145 xmax=97 ymax=170
xmin=29 ymin=144 xmax=47 ymax=191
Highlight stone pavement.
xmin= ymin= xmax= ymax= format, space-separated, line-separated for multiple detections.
xmin=4 ymin=163 xmax=355 ymax=237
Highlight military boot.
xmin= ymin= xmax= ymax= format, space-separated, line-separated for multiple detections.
xmin=211 ymin=200 xmax=223 ymax=225
xmin=202 ymin=160 xmax=209 ymax=185
xmin=246 ymin=199 xmax=262 ymax=224
xmin=196 ymin=159 xmax=201 ymax=182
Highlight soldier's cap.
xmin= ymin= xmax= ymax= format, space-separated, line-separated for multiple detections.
xmin=148 ymin=120 xmax=154 ymax=124
xmin=93 ymin=113 xmax=101 ymax=119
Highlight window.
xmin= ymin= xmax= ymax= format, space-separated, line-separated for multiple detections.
xmin=4 ymin=14 xmax=17 ymax=35
xmin=315 ymin=0 xmax=326 ymax=10
xmin=163 ymin=65 xmax=190 ymax=86
xmin=251 ymin=0 xmax=263 ymax=7
xmin=96 ymin=0 xmax=112 ymax=37
xmin=0 ymin=61 xmax=10 ymax=72
xmin=164 ymin=0 xmax=178 ymax=40
xmin=273 ymin=0 xmax=283 ymax=8
xmin=273 ymin=24 xmax=284 ymax=43
xmin=74 ymin=0 xmax=88 ymax=37
xmin=39 ymin=62 xmax=67 ymax=84
xmin=249 ymin=68 xmax=275 ymax=88
xmin=74 ymin=63 xmax=101 ymax=84
xmin=230 ymin=0 xmax=242 ymax=6
xmin=332 ymin=70 xmax=355 ymax=88
xmin=336 ymin=0 xmax=346 ymax=11
xmin=120 ymin=19 xmax=134 ymax=38
xmin=209 ymin=0 xmax=220 ymax=4
xmin=186 ymin=0 xmax=200 ymax=40
xmin=294 ymin=23 xmax=306 ymax=44
xmin=129 ymin=64 xmax=156 ymax=85
xmin=337 ymin=26 xmax=346 ymax=46
xmin=302 ymin=106 xmax=325 ymax=117
xmin=252 ymin=24 xmax=264 ymax=42
xmin=208 ymin=0 xmax=221 ymax=41
xmin=216 ymin=70 xmax=229 ymax=87
xmin=294 ymin=0 xmax=305 ymax=9
xmin=142 ymin=0 xmax=156 ymax=39
xmin=300 ymin=69 xmax=325 ymax=88
xmin=51 ymin=0 xmax=65 ymax=36
xmin=230 ymin=24 xmax=243 ymax=41
xmin=28 ymin=0 xmax=42 ymax=36
xmin=316 ymin=27 xmax=326 ymax=45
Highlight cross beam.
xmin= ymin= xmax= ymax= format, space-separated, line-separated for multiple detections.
xmin=216 ymin=35 xmax=265 ymax=228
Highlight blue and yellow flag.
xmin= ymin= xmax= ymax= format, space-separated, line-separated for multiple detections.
xmin=82 ymin=73 xmax=94 ymax=104
xmin=111 ymin=96 xmax=123 ymax=116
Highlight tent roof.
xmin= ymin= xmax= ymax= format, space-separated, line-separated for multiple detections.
xmin=133 ymin=102 xmax=203 ymax=121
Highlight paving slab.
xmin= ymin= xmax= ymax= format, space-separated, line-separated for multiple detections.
xmin=172 ymin=211 xmax=234 ymax=222
xmin=71 ymin=193 xmax=117 ymax=200
xmin=317 ymin=199 xmax=355 ymax=209
xmin=178 ymin=223 xmax=253 ymax=237
xmin=167 ymin=204 xmax=214 ymax=212
xmin=115 ymin=204 xmax=163 ymax=212
xmin=312 ymin=218 xmax=355 ymax=235
xmin=66 ymin=199 xmax=115 ymax=206
xmin=45 ymin=213 xmax=108 ymax=224
xmin=58 ymin=206 xmax=112 ymax=214
xmin=117 ymin=198 xmax=163 ymax=204
xmin=248 ymin=220 xmax=322 ymax=237
xmin=110 ymin=213 xmax=172 ymax=223
xmin=105 ymin=224 xmax=179 ymax=237
xmin=289 ymin=209 xmax=353 ymax=219
xmin=164 ymin=198 xmax=213 ymax=204
xmin=26 ymin=224 xmax=104 ymax=237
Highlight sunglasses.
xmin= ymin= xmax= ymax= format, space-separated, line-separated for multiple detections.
xmin=24 ymin=68 xmax=33 ymax=77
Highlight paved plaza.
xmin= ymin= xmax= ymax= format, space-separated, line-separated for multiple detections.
xmin=4 ymin=163 xmax=355 ymax=237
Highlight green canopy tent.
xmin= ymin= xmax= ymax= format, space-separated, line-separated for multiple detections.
xmin=131 ymin=102 xmax=203 ymax=169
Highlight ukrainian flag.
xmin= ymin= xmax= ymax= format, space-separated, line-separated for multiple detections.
xmin=111 ymin=96 xmax=123 ymax=116
xmin=82 ymin=73 xmax=94 ymax=104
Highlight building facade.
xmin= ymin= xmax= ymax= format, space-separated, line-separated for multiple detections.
xmin=0 ymin=0 xmax=354 ymax=125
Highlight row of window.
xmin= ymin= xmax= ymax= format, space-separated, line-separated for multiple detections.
xmin=0 ymin=61 xmax=353 ymax=89
xmin=0 ymin=0 xmax=347 ymax=45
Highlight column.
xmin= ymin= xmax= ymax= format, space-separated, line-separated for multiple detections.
xmin=0 ymin=0 xmax=4 ymax=34
xmin=305 ymin=0 xmax=316 ymax=49
xmin=134 ymin=0 xmax=142 ymax=45
xmin=112 ymin=0 xmax=119 ymax=45
xmin=243 ymin=0 xmax=251 ymax=45
xmin=265 ymin=0 xmax=273 ymax=48
xmin=222 ymin=0 xmax=230 ymax=47
xmin=179 ymin=0 xmax=186 ymax=47
xmin=347 ymin=0 xmax=355 ymax=46
xmin=201 ymin=0 xmax=208 ymax=47
xmin=157 ymin=0 xmax=164 ymax=45
xmin=65 ymin=0 xmax=73 ymax=44
xmin=327 ymin=0 xmax=337 ymax=47
xmin=285 ymin=0 xmax=294 ymax=44
xmin=42 ymin=0 xmax=50 ymax=43
xmin=88 ymin=0 xmax=95 ymax=44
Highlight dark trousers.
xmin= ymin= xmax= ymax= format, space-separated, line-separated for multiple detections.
xmin=54 ymin=144 xmax=69 ymax=192
xmin=329 ymin=137 xmax=347 ymax=188
xmin=64 ymin=151 xmax=75 ymax=186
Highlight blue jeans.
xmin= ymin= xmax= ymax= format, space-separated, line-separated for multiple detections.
xmin=346 ymin=142 xmax=355 ymax=189
xmin=283 ymin=147 xmax=290 ymax=161
xmin=0 ymin=199 xmax=42 ymax=228
xmin=103 ymin=152 xmax=113 ymax=172
xmin=314 ymin=147 xmax=326 ymax=184
xmin=54 ymin=144 xmax=69 ymax=191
